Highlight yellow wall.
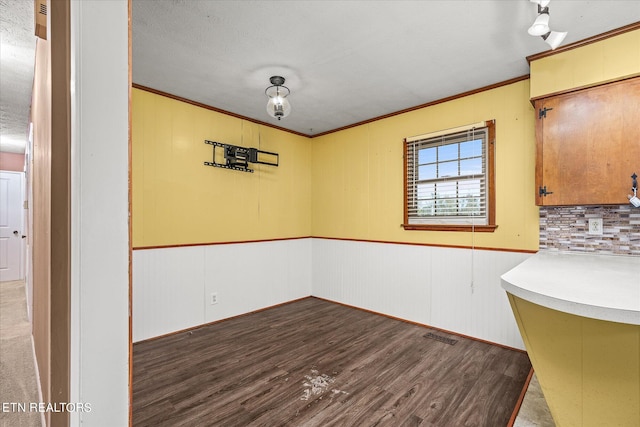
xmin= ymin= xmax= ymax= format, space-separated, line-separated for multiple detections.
xmin=132 ymin=28 xmax=640 ymax=252
xmin=509 ymin=295 xmax=640 ymax=427
xmin=311 ymin=79 xmax=539 ymax=251
xmin=530 ymin=28 xmax=640 ymax=99
xmin=133 ymin=81 xmax=539 ymax=251
xmin=132 ymin=88 xmax=312 ymax=247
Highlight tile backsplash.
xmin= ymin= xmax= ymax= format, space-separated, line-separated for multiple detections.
xmin=539 ymin=205 xmax=640 ymax=256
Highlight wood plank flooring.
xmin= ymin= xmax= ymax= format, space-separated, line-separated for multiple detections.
xmin=133 ymin=297 xmax=531 ymax=426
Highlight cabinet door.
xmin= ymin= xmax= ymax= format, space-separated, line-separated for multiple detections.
xmin=536 ymin=77 xmax=640 ymax=206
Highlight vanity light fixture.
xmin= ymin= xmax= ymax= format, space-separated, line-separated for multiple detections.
xmin=528 ymin=0 xmax=567 ymax=50
xmin=265 ymin=76 xmax=291 ymax=120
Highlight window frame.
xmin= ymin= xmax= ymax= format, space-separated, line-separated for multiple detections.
xmin=402 ymin=120 xmax=497 ymax=232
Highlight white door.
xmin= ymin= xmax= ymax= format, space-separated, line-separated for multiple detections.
xmin=0 ymin=171 xmax=24 ymax=282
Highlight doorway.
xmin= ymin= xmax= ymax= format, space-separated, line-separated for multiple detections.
xmin=0 ymin=170 xmax=25 ymax=282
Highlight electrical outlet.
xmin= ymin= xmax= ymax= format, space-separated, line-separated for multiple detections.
xmin=210 ymin=293 xmax=218 ymax=305
xmin=588 ymin=218 xmax=603 ymax=235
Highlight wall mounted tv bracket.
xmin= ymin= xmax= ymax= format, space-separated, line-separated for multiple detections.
xmin=204 ymin=140 xmax=279 ymax=173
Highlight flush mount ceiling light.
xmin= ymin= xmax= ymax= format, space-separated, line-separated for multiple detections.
xmin=528 ymin=0 xmax=567 ymax=50
xmin=265 ymin=76 xmax=291 ymax=120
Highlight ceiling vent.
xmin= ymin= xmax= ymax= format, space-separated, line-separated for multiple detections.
xmin=35 ymin=0 xmax=47 ymax=40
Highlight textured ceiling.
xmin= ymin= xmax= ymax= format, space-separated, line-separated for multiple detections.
xmin=132 ymin=0 xmax=640 ymax=136
xmin=1 ymin=1 xmax=639 ymax=154
xmin=0 ymin=0 xmax=36 ymax=153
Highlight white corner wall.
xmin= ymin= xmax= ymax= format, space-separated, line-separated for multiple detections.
xmin=311 ymin=238 xmax=531 ymax=350
xmin=133 ymin=239 xmax=312 ymax=342
xmin=70 ymin=0 xmax=129 ymax=426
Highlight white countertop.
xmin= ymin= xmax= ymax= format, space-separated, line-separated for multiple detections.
xmin=501 ymin=251 xmax=640 ymax=325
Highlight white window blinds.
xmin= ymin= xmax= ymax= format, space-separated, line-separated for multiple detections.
xmin=406 ymin=125 xmax=488 ymax=225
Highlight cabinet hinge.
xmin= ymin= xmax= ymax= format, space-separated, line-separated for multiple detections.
xmin=539 ymin=186 xmax=554 ymax=197
xmin=538 ymin=107 xmax=553 ymax=119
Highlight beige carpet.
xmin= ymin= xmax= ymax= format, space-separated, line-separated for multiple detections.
xmin=0 ymin=281 xmax=42 ymax=427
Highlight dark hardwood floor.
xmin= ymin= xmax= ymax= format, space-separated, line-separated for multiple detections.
xmin=133 ymin=297 xmax=531 ymax=426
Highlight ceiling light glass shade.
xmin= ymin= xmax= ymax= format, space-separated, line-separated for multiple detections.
xmin=528 ymin=13 xmax=550 ymax=36
xmin=266 ymin=92 xmax=291 ymax=120
xmin=542 ymin=30 xmax=567 ymax=49
xmin=265 ymin=76 xmax=291 ymax=120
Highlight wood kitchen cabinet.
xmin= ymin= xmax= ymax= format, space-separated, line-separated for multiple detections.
xmin=535 ymin=77 xmax=640 ymax=206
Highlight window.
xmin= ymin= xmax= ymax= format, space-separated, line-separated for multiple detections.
xmin=403 ymin=120 xmax=496 ymax=232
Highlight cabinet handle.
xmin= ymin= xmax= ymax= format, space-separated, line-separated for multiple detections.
xmin=539 ymin=186 xmax=554 ymax=197
xmin=538 ymin=107 xmax=553 ymax=119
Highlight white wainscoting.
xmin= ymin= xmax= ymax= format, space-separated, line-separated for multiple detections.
xmin=311 ymin=238 xmax=532 ymax=350
xmin=133 ymin=238 xmax=312 ymax=342
xmin=134 ymin=237 xmax=530 ymax=349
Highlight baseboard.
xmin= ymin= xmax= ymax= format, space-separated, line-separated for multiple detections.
xmin=133 ymin=296 xmax=312 ymax=345
xmin=135 ymin=293 xmax=528 ymax=355
xmin=508 ymin=368 xmax=535 ymax=427
xmin=311 ymin=296 xmax=528 ymax=354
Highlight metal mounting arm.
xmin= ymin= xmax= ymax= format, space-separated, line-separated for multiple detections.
xmin=204 ymin=140 xmax=279 ymax=173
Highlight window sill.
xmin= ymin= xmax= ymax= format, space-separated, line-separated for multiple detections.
xmin=402 ymin=224 xmax=498 ymax=232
